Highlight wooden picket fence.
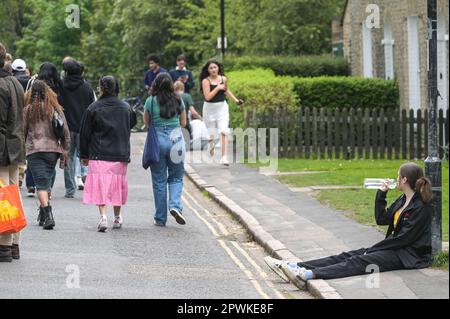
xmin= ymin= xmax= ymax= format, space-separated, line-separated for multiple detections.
xmin=243 ymin=107 xmax=449 ymax=160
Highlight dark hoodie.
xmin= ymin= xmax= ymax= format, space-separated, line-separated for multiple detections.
xmin=58 ymin=75 xmax=95 ymax=133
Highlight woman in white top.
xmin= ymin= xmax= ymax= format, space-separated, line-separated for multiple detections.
xmin=199 ymin=60 xmax=244 ymax=166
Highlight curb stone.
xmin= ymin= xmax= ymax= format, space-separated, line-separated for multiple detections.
xmin=185 ymin=163 xmax=343 ymax=299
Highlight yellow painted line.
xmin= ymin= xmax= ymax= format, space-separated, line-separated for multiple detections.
xmin=182 ymin=197 xmax=269 ymax=299
xmin=230 ymin=241 xmax=286 ymax=300
xmin=183 ymin=190 xmax=229 ymax=236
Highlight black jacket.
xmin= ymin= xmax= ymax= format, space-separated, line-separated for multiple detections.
xmin=14 ymin=72 xmax=31 ymax=92
xmin=0 ymin=69 xmax=25 ymax=166
xmin=79 ymin=96 xmax=137 ymax=163
xmin=367 ymin=190 xmax=432 ymax=269
xmin=58 ymin=75 xmax=95 ymax=133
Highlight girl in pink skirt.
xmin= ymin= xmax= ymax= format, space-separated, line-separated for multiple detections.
xmin=79 ymin=76 xmax=137 ymax=232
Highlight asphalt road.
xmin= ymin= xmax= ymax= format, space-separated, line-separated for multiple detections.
xmin=0 ymin=133 xmax=312 ymax=300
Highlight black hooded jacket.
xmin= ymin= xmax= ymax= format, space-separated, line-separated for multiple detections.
xmin=367 ymin=190 xmax=432 ymax=269
xmin=58 ymin=75 xmax=95 ymax=133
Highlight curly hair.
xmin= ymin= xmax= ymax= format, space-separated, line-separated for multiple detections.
xmin=24 ymin=80 xmax=64 ymax=125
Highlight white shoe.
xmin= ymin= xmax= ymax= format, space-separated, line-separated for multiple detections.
xmin=76 ymin=176 xmax=84 ymax=190
xmin=280 ymin=262 xmax=308 ymax=289
xmin=220 ymin=156 xmax=230 ymax=166
xmin=264 ymin=256 xmax=289 ymax=282
xmin=97 ymin=216 xmax=108 ymax=232
xmin=113 ymin=216 xmax=123 ymax=229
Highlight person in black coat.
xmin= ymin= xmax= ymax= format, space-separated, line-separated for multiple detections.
xmin=79 ymin=76 xmax=136 ymax=232
xmin=58 ymin=59 xmax=96 ymax=198
xmin=265 ymin=162 xmax=433 ymax=287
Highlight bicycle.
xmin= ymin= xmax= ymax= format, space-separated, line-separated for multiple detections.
xmin=123 ymin=90 xmax=146 ymax=132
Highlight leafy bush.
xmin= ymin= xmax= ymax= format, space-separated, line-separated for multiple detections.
xmin=227 ymin=69 xmax=299 ymax=128
xmin=226 ymin=55 xmax=350 ymax=77
xmin=292 ymin=76 xmax=399 ymax=110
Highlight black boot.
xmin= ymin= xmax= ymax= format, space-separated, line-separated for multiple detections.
xmin=0 ymin=245 xmax=13 ymax=263
xmin=11 ymin=244 xmax=20 ymax=260
xmin=37 ymin=207 xmax=45 ymax=226
xmin=42 ymin=205 xmax=55 ymax=230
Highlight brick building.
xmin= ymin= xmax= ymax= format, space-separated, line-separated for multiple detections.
xmin=334 ymin=0 xmax=449 ymax=112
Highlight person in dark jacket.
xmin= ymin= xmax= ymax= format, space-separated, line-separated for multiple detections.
xmin=79 ymin=76 xmax=136 ymax=232
xmin=0 ymin=43 xmax=25 ymax=262
xmin=265 ymin=162 xmax=433 ymax=287
xmin=11 ymin=59 xmax=31 ymax=92
xmin=58 ymin=59 xmax=96 ymax=198
xmin=169 ymin=55 xmax=195 ymax=94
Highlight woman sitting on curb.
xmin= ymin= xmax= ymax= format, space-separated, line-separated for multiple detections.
xmin=265 ymin=162 xmax=433 ymax=288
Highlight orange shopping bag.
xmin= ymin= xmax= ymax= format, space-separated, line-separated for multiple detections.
xmin=0 ymin=179 xmax=27 ymax=234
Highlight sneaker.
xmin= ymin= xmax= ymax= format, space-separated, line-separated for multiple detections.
xmin=154 ymin=220 xmax=166 ymax=227
xmin=97 ymin=216 xmax=108 ymax=232
xmin=220 ymin=156 xmax=230 ymax=166
xmin=27 ymin=187 xmax=36 ymax=197
xmin=64 ymin=193 xmax=75 ymax=199
xmin=170 ymin=208 xmax=186 ymax=225
xmin=264 ymin=256 xmax=289 ymax=282
xmin=280 ymin=262 xmax=308 ymax=290
xmin=76 ymin=176 xmax=84 ymax=191
xmin=113 ymin=216 xmax=123 ymax=229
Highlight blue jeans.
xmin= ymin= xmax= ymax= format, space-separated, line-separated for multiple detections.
xmin=64 ymin=131 xmax=79 ymax=196
xmin=150 ymin=126 xmax=185 ymax=225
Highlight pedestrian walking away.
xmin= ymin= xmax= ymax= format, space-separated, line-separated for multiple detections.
xmin=199 ymin=60 xmax=244 ymax=166
xmin=0 ymin=43 xmax=25 ymax=262
xmin=23 ymin=80 xmax=71 ymax=230
xmin=58 ymin=59 xmax=96 ymax=198
xmin=24 ymin=62 xmax=62 ymax=198
xmin=144 ymin=73 xmax=187 ymax=227
xmin=265 ymin=162 xmax=433 ymax=288
xmin=79 ymin=76 xmax=137 ymax=232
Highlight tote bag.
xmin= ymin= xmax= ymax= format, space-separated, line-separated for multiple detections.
xmin=142 ymin=97 xmax=160 ymax=169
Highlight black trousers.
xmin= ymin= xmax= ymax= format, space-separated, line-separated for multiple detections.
xmin=298 ymin=248 xmax=404 ymax=280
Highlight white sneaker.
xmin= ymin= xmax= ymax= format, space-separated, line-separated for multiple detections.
xmin=97 ymin=216 xmax=108 ymax=232
xmin=76 ymin=176 xmax=84 ymax=190
xmin=113 ymin=216 xmax=123 ymax=229
xmin=220 ymin=156 xmax=230 ymax=166
xmin=264 ymin=256 xmax=289 ymax=282
xmin=280 ymin=262 xmax=308 ymax=289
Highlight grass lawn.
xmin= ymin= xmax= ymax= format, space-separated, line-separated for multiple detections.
xmin=250 ymin=159 xmax=449 ymax=242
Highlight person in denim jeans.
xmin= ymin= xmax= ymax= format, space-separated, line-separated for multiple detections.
xmin=144 ymin=73 xmax=187 ymax=227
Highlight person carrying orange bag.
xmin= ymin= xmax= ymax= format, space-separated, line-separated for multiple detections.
xmin=1 ymin=42 xmax=26 ymax=263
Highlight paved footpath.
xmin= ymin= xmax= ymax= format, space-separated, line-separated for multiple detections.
xmin=186 ymin=150 xmax=449 ymax=299
xmin=0 ymin=134 xmax=311 ymax=300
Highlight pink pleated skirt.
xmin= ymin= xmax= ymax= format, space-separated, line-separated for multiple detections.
xmin=83 ymin=160 xmax=128 ymax=206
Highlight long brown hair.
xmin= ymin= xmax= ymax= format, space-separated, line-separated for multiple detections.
xmin=24 ymin=80 xmax=64 ymax=124
xmin=399 ymin=163 xmax=433 ymax=203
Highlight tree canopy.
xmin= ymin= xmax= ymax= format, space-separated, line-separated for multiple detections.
xmin=1 ymin=0 xmax=345 ymax=91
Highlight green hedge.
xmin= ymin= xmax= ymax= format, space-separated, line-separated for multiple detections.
xmin=226 ymin=69 xmax=400 ymax=128
xmin=292 ymin=76 xmax=399 ymax=110
xmin=226 ymin=55 xmax=350 ymax=77
xmin=227 ymin=69 xmax=299 ymax=128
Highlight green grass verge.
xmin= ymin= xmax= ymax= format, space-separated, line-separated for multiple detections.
xmin=250 ymin=159 xmax=449 ymax=241
xmin=432 ymin=251 xmax=449 ymax=270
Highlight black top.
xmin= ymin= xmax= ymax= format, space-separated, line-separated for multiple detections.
xmin=368 ymin=190 xmax=432 ymax=269
xmin=207 ymin=77 xmax=226 ymax=103
xmin=79 ymin=97 xmax=137 ymax=163
xmin=58 ymin=75 xmax=96 ymax=133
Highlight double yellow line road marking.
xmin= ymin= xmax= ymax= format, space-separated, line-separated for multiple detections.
xmin=182 ymin=190 xmax=285 ymax=300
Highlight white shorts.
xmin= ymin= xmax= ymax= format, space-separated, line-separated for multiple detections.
xmin=203 ymin=101 xmax=230 ymax=135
